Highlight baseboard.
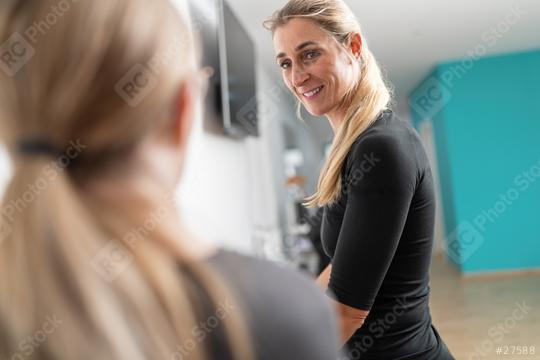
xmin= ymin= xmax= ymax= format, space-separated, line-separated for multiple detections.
xmin=461 ymin=267 xmax=540 ymax=280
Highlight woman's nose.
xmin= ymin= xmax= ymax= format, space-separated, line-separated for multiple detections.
xmin=292 ymin=66 xmax=309 ymax=87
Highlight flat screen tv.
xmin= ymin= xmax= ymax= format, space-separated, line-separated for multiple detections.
xmin=188 ymin=0 xmax=259 ymax=138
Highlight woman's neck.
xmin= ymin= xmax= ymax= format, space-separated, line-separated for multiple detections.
xmin=83 ymin=143 xmax=218 ymax=261
xmin=326 ymin=109 xmax=346 ymax=134
xmin=326 ymin=97 xmax=353 ymax=134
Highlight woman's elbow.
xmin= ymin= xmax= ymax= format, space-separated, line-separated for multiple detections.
xmin=331 ymin=299 xmax=369 ymax=343
xmin=342 ymin=311 xmax=367 ymax=330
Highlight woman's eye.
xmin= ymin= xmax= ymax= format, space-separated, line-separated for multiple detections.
xmin=279 ymin=61 xmax=290 ymax=69
xmin=305 ymin=50 xmax=320 ymax=60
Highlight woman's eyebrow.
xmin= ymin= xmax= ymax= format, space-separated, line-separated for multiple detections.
xmin=276 ymin=40 xmax=318 ymax=60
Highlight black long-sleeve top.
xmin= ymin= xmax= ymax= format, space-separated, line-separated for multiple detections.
xmin=322 ymin=109 xmax=454 ymax=359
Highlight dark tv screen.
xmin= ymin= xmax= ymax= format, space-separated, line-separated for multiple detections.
xmin=188 ymin=0 xmax=258 ymax=137
xmin=219 ymin=1 xmax=259 ymax=137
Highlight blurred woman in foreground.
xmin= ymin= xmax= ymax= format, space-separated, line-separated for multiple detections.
xmin=0 ymin=0 xmax=338 ymax=359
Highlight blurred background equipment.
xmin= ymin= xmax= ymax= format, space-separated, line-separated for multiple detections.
xmin=281 ymin=150 xmax=330 ymax=275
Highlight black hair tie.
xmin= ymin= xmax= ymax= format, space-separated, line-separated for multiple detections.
xmin=17 ymin=138 xmax=63 ymax=158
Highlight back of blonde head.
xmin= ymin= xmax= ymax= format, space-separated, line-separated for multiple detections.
xmin=264 ymin=0 xmax=392 ymax=207
xmin=0 ymin=1 xmax=251 ymax=359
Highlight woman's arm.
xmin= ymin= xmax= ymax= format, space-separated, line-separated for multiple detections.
xmin=320 ymin=133 xmax=417 ymax=345
xmin=316 ymin=263 xmax=332 ymax=289
xmin=332 ymin=299 xmax=369 ymax=345
xmin=317 ymin=264 xmax=369 ymax=345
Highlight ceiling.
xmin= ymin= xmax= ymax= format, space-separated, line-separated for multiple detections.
xmin=227 ymin=0 xmax=540 ymax=115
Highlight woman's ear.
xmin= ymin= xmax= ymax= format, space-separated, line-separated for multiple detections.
xmin=172 ymin=79 xmax=196 ymax=150
xmin=349 ymin=33 xmax=362 ymax=59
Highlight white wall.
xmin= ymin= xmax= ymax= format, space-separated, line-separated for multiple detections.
xmin=0 ymin=146 xmax=12 ymax=200
xmin=177 ymin=63 xmax=295 ymax=255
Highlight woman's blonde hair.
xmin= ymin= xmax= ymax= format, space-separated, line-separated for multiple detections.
xmin=264 ymin=0 xmax=393 ymax=207
xmin=0 ymin=0 xmax=251 ymax=359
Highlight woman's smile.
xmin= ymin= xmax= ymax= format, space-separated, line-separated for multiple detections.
xmin=302 ymin=85 xmax=325 ymax=100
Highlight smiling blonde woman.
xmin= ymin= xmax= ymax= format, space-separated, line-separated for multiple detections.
xmin=265 ymin=0 xmax=454 ymax=359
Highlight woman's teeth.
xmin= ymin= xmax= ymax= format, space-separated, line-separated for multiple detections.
xmin=303 ymin=86 xmax=323 ymax=98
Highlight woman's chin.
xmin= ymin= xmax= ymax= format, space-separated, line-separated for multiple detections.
xmin=304 ymin=106 xmax=328 ymax=117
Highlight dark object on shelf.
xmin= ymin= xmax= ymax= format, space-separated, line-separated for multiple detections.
xmin=188 ymin=0 xmax=259 ymax=138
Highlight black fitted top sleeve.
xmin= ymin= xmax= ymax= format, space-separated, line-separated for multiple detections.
xmin=324 ymin=114 xmax=420 ymax=311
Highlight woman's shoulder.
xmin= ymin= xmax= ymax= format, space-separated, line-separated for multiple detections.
xmin=343 ymin=109 xmax=427 ymax=185
xmin=348 ymin=109 xmax=425 ymax=168
xmin=354 ymin=109 xmax=421 ymax=149
xmin=204 ymin=249 xmax=335 ymax=322
xmin=204 ymin=249 xmax=339 ymax=359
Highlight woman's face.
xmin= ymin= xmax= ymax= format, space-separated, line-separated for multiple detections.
xmin=273 ymin=18 xmax=360 ymax=118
